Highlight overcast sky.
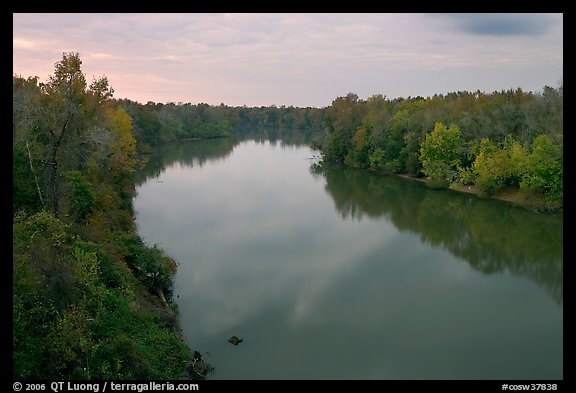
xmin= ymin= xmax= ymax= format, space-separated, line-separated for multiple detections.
xmin=13 ymin=13 xmax=563 ymax=108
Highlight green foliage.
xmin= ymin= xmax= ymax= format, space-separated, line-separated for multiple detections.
xmin=12 ymin=147 xmax=44 ymax=213
xmin=457 ymin=164 xmax=477 ymax=185
xmin=344 ymin=127 xmax=371 ymax=168
xmin=13 ymin=53 xmax=194 ymax=380
xmin=401 ymin=131 xmax=422 ymax=176
xmin=88 ymin=292 xmax=190 ymax=379
xmin=14 ymin=211 xmax=78 ymax=377
xmin=505 ymin=136 xmax=530 ymax=187
xmin=419 ymin=122 xmax=462 ymax=183
xmin=194 ymin=121 xmax=234 ymax=138
xmin=117 ymin=99 xmax=324 ymax=152
xmin=89 ymin=75 xmax=115 ymax=102
xmin=49 ymin=51 xmax=87 ymax=95
xmin=325 ymin=132 xmax=351 ymax=163
xmin=65 ymin=170 xmax=95 ymax=222
xmin=91 ymin=334 xmax=151 ymax=379
xmin=471 ymin=134 xmax=560 ymax=204
xmin=322 ymin=93 xmax=365 ymax=164
xmin=369 ymin=148 xmax=386 ymax=169
xmin=13 ymin=210 xmax=191 ymax=380
xmin=45 ymin=306 xmax=93 ymax=377
xmin=13 ymin=210 xmax=71 ymax=251
xmin=316 ymin=86 xmax=561 ymax=207
xmin=473 ymin=138 xmax=513 ymax=194
xmin=113 ymin=233 xmax=177 ymax=294
xmin=520 ymin=134 xmax=563 ymax=204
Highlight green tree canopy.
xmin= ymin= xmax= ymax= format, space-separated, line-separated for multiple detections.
xmin=419 ymin=122 xmax=462 ymax=184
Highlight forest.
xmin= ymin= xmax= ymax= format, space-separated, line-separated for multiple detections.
xmin=13 ymin=53 xmax=196 ymax=379
xmin=12 ymin=52 xmax=562 ymax=379
xmin=315 ymin=88 xmax=562 ymax=210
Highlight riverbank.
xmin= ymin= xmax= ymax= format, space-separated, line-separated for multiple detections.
xmin=394 ymin=173 xmax=561 ymax=213
xmin=134 ymin=284 xmax=214 ymax=379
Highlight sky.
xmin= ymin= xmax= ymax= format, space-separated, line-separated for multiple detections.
xmin=13 ymin=13 xmax=563 ymax=108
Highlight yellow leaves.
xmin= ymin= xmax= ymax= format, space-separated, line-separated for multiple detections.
xmin=351 ymin=127 xmax=368 ymax=152
xmin=107 ymin=106 xmax=133 ymax=135
xmin=104 ymin=107 xmax=139 ymax=175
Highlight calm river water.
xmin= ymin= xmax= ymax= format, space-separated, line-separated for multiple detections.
xmin=133 ymin=137 xmax=563 ymax=380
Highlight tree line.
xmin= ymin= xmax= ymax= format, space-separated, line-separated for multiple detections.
xmin=315 ymin=88 xmax=562 ymax=209
xmin=116 ymin=97 xmax=324 ymax=153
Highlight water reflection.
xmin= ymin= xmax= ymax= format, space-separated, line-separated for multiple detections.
xmin=134 ymin=138 xmax=563 ymax=380
xmin=134 ymin=138 xmax=237 ymax=185
xmin=315 ymin=163 xmax=563 ymax=304
xmin=135 ymin=128 xmax=315 ymax=186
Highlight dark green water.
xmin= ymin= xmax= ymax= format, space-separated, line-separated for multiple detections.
xmin=133 ymin=138 xmax=563 ymax=380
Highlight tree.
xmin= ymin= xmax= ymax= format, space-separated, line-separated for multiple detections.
xmin=89 ymin=75 xmax=115 ymax=104
xmin=505 ymin=135 xmax=530 ymax=187
xmin=13 ymin=75 xmax=46 ymax=212
xmin=520 ymin=134 xmax=563 ymax=204
xmin=419 ymin=122 xmax=462 ymax=185
xmin=106 ymin=107 xmax=138 ymax=175
xmin=347 ymin=127 xmax=370 ymax=168
xmin=472 ymin=138 xmax=513 ymax=194
xmin=15 ymin=52 xmax=121 ymax=218
xmin=323 ymin=93 xmax=366 ymax=163
xmin=64 ymin=170 xmax=95 ymax=222
xmin=38 ymin=52 xmax=88 ymax=217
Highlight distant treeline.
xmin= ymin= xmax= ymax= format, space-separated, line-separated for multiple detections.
xmin=116 ymin=99 xmax=324 ymax=153
xmin=115 ymin=81 xmax=563 ymax=209
xmin=12 ymin=51 xmax=562 ymax=379
xmin=315 ymin=89 xmax=562 ymax=208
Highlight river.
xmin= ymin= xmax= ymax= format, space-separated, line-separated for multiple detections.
xmin=133 ymin=137 xmax=563 ymax=380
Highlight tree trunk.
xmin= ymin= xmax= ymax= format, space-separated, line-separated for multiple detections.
xmin=25 ymin=139 xmax=44 ymax=207
xmin=46 ymin=143 xmax=60 ymax=217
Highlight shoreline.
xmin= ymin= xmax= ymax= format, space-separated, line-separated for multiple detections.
xmin=390 ymin=172 xmax=561 ymax=213
xmin=313 ymin=156 xmax=561 ymax=214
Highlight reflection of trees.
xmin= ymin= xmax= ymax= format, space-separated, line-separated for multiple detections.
xmin=136 ymin=128 xmax=315 ymax=186
xmin=318 ymin=163 xmax=563 ymax=304
xmin=134 ymin=137 xmax=237 ymax=185
xmin=235 ymin=125 xmax=315 ymax=147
